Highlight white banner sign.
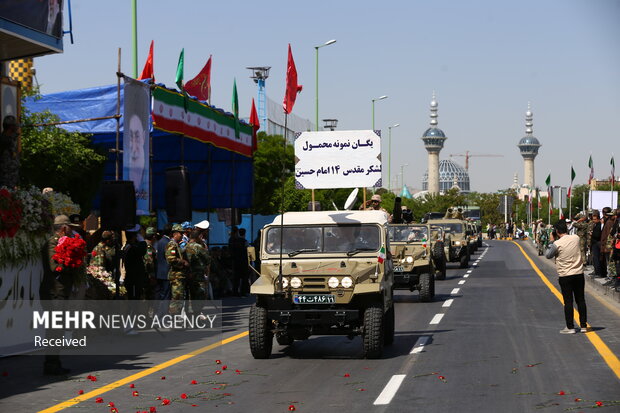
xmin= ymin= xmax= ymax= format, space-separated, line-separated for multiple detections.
xmin=294 ymin=130 xmax=382 ymax=189
xmin=589 ymin=190 xmax=618 ymax=211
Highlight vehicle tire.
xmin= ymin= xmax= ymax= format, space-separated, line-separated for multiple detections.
xmin=362 ymin=306 xmax=384 ymax=359
xmin=431 ymin=242 xmax=444 ymax=261
xmin=276 ymin=331 xmax=294 ymax=346
xmin=419 ymin=272 xmax=433 ymax=302
xmin=459 ymin=252 xmax=469 ymax=268
xmin=249 ymin=304 xmax=273 ymax=359
xmin=383 ymin=305 xmax=395 ymax=346
xmin=477 ymin=237 xmax=483 ymax=248
xmin=434 ymin=251 xmax=447 ymax=280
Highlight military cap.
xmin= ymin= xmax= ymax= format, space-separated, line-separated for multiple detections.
xmin=145 ymin=227 xmax=156 ymax=236
xmin=171 ymin=223 xmax=184 ymax=232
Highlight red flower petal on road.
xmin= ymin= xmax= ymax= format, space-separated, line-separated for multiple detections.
xmin=438 ymin=376 xmax=445 ymax=380
xmin=215 ymin=370 xmax=221 ymax=375
xmin=110 ymin=408 xmax=118 ymax=413
xmin=162 ymin=398 xmax=170 ymax=405
xmin=558 ymin=391 xmax=565 ymax=395
xmin=223 ymin=393 xmax=232 ymax=396
xmin=222 ymin=365 xmax=227 ymax=370
xmin=156 ymin=396 xmax=162 ymax=400
xmin=344 ymin=373 xmax=350 ymax=377
xmin=358 ymin=388 xmax=366 ymax=391
xmin=181 ymin=393 xmax=188 ymax=399
xmin=215 ymin=360 xmax=221 ymax=364
xmin=574 ymin=398 xmax=582 ymax=402
xmin=108 ymin=401 xmax=115 ymax=407
xmin=77 ymin=390 xmax=84 ymax=395
xmin=95 ymin=397 xmax=104 ymax=403
xmin=596 ymin=401 xmax=603 ymax=407
xmin=129 ymin=383 xmax=135 ymax=388
xmin=192 ymin=405 xmax=198 ymax=407
xmin=160 ymin=376 xmax=166 ymax=380
xmin=190 ymin=380 xmax=198 ymax=384
xmin=132 ymin=391 xmax=139 ymax=396
xmin=149 ymin=407 xmax=157 ymax=413
xmin=288 ymin=405 xmax=296 ymax=411
xmin=235 ymin=369 xmax=241 ymax=374
xmin=87 ymin=374 xmax=97 ymax=382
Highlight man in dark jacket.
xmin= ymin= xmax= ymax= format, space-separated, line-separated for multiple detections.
xmin=122 ymin=225 xmax=148 ymax=300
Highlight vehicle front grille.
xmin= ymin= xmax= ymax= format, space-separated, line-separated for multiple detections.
xmin=302 ymin=277 xmax=327 ymax=290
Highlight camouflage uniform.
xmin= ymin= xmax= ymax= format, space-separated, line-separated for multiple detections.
xmin=166 ymin=238 xmax=188 ymax=314
xmin=184 ymin=240 xmax=209 ymax=311
xmin=572 ymin=219 xmax=589 ymax=264
xmin=143 ymin=240 xmax=157 ymax=300
xmin=91 ymin=241 xmax=115 ymax=273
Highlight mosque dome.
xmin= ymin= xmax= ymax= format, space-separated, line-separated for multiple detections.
xmin=422 ymin=159 xmax=470 ymax=193
xmin=423 ymin=127 xmax=446 ymax=138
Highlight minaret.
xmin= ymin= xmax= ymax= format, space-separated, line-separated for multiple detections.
xmin=517 ymin=103 xmax=541 ymax=189
xmin=421 ymin=92 xmax=447 ymax=194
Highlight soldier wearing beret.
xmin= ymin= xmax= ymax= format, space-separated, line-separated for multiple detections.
xmin=166 ymin=224 xmax=189 ymax=314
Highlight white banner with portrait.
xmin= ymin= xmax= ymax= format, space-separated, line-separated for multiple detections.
xmin=123 ymin=78 xmax=150 ymax=215
xmin=294 ymin=130 xmax=382 ymax=189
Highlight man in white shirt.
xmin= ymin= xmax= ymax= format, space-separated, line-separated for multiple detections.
xmin=545 ymin=220 xmax=588 ymax=334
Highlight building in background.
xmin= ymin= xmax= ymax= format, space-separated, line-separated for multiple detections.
xmin=421 ymin=92 xmax=447 ymax=194
xmin=422 ymin=159 xmax=471 ymax=194
xmin=517 ymin=103 xmax=541 ymax=190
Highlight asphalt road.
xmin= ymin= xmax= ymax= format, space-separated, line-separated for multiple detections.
xmin=1 ymin=240 xmax=619 ymax=412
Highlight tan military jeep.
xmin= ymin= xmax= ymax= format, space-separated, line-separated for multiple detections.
xmin=427 ymin=218 xmax=471 ymax=268
xmin=249 ymin=211 xmax=394 ymax=359
xmin=388 ymin=224 xmax=439 ymax=301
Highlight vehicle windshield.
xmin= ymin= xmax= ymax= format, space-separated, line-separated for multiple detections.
xmin=265 ymin=225 xmax=380 ymax=254
xmin=436 ymin=223 xmax=463 ymax=234
xmin=388 ymin=225 xmax=429 ymax=242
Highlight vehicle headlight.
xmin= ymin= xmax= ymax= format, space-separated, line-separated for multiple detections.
xmin=290 ymin=277 xmax=302 ymax=289
xmin=341 ymin=276 xmax=353 ymax=288
xmin=281 ymin=277 xmax=289 ymax=288
xmin=328 ymin=277 xmax=339 ymax=288
xmin=406 ymin=256 xmax=414 ymax=263
xmin=454 ymin=241 xmax=461 ymax=246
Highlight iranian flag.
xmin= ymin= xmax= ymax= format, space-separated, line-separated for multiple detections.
xmin=377 ymin=245 xmax=386 ymax=264
xmin=588 ymin=155 xmax=594 ymax=184
xmin=568 ymin=166 xmax=576 ymax=198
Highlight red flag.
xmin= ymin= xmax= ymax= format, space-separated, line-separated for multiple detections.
xmin=283 ymin=44 xmax=303 ymax=114
xmin=185 ymin=55 xmax=212 ymax=102
xmin=249 ymin=98 xmax=260 ymax=153
xmin=138 ymin=40 xmax=155 ymax=81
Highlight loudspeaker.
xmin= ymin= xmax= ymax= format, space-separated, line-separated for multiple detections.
xmin=165 ymin=166 xmax=192 ymax=223
xmin=100 ymin=181 xmax=136 ymax=230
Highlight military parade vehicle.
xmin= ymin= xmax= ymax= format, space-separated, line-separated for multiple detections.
xmin=427 ymin=214 xmax=471 ymax=268
xmin=388 ymin=223 xmax=437 ymax=301
xmin=249 ymin=210 xmax=394 ymax=359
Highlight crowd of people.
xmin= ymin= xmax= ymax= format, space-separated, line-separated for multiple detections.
xmin=533 ymin=208 xmax=620 ymax=292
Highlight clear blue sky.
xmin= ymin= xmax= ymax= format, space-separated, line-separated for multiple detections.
xmin=34 ymin=0 xmax=620 ymax=193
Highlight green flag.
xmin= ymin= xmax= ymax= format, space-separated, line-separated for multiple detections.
xmin=545 ymin=174 xmax=551 ymax=187
xmin=570 ymin=166 xmax=576 ymax=182
xmin=175 ymin=48 xmax=184 ymax=91
xmin=232 ymin=78 xmax=239 ymax=139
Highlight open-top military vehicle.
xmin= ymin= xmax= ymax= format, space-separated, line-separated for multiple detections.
xmin=249 ymin=210 xmax=394 ymax=359
xmin=388 ymin=223 xmax=437 ymax=301
xmin=427 ymin=217 xmax=471 ymax=268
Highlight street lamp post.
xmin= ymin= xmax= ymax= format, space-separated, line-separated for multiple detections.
xmin=388 ymin=123 xmax=400 ymax=192
xmin=371 ymin=95 xmax=388 ymax=130
xmin=400 ymin=163 xmax=409 ymax=192
xmin=315 ymin=39 xmax=337 ymax=131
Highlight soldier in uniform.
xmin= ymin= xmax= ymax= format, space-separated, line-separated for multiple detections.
xmin=360 ymin=194 xmax=389 ymax=213
xmin=166 ymin=224 xmax=189 ymax=314
xmin=143 ymin=227 xmax=157 ymax=300
xmin=184 ymin=229 xmax=209 ymax=311
xmin=91 ymin=231 xmax=116 ymax=273
xmin=572 ymin=212 xmax=589 ymax=264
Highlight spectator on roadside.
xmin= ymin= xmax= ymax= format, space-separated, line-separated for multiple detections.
xmin=545 ymin=219 xmax=588 ymax=334
xmin=589 ymin=211 xmax=605 ymax=277
xmin=155 ymin=225 xmax=172 ymax=303
xmin=122 ymin=225 xmax=148 ymax=300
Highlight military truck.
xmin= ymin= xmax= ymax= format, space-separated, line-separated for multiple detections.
xmin=249 ymin=211 xmax=394 ymax=359
xmin=388 ymin=223 xmax=440 ymax=301
xmin=427 ymin=218 xmax=471 ymax=268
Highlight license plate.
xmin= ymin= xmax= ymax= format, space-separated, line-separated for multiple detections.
xmin=394 ymin=266 xmax=404 ymax=272
xmin=293 ymin=294 xmax=336 ymax=304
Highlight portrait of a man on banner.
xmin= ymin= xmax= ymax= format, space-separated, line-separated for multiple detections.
xmin=123 ymin=79 xmax=150 ymax=215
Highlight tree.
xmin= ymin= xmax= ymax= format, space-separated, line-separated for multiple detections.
xmin=252 ymin=132 xmax=294 ymax=214
xmin=19 ymin=93 xmax=107 ymax=214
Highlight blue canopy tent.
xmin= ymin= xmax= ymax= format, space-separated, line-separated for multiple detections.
xmin=25 ymin=82 xmax=253 ymax=210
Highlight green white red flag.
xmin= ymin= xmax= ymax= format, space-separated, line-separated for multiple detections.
xmin=377 ymin=245 xmax=386 ymax=264
xmin=568 ymin=166 xmax=576 ymax=198
xmin=588 ymin=155 xmax=594 ymax=184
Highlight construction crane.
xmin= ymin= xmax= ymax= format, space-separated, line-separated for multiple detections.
xmin=449 ymin=150 xmax=504 ymax=171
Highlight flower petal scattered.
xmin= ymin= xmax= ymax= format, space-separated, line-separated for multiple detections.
xmin=596 ymin=401 xmax=603 ymax=407
xmin=288 ymin=405 xmax=296 ymax=411
xmin=129 ymin=383 xmax=135 ymax=388
xmin=162 ymin=398 xmax=171 ymax=405
xmin=190 ymin=380 xmax=198 ymax=384
xmin=132 ymin=390 xmax=139 ymax=396
xmin=95 ymin=397 xmax=104 ymax=403
xmin=77 ymin=389 xmax=84 ymax=395
xmin=181 ymin=393 xmax=188 ymax=399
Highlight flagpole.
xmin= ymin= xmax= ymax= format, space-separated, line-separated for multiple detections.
xmin=277 ymin=112 xmax=289 ymax=293
xmin=131 ymin=0 xmax=138 ymax=78
xmin=569 ymin=162 xmax=572 ymax=219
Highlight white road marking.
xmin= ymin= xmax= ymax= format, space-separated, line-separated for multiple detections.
xmin=374 ymin=374 xmax=407 ymax=405
xmin=467 ymin=270 xmax=473 ymax=273
xmin=410 ymin=335 xmax=431 ymax=354
xmin=442 ymin=298 xmax=454 ymax=308
xmin=463 ymin=274 xmax=469 ymax=278
xmin=429 ymin=314 xmax=444 ymax=324
xmin=458 ymin=280 xmax=466 ymax=285
xmin=451 ymin=288 xmax=460 ymax=295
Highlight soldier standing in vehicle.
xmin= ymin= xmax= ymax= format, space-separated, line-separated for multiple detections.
xmin=360 ymin=194 xmax=388 ymax=213
xmin=185 ymin=229 xmax=209 ymax=311
xmin=166 ymin=224 xmax=189 ymax=314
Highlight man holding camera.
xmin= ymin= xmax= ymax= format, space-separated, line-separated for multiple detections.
xmin=545 ymin=220 xmax=588 ymax=334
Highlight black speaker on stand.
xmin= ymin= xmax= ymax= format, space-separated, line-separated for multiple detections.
xmin=100 ymin=181 xmax=137 ymax=230
xmin=165 ymin=166 xmax=192 ymax=223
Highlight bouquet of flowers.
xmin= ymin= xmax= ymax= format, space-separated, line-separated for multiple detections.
xmin=86 ymin=265 xmax=126 ymax=298
xmin=42 ymin=190 xmax=80 ymax=218
xmin=13 ymin=186 xmax=53 ymax=234
xmin=0 ymin=188 xmax=23 ymax=238
xmin=52 ymin=234 xmax=87 ymax=271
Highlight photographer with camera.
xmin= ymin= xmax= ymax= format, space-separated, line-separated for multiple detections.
xmin=545 ymin=219 xmax=588 ymax=334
